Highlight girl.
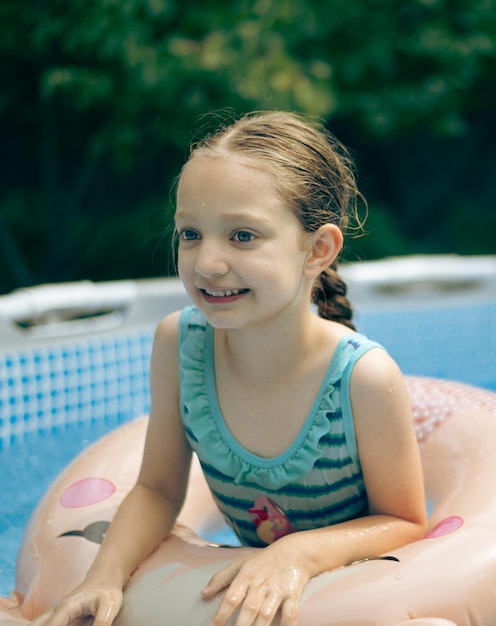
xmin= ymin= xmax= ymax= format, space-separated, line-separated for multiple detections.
xmin=32 ymin=111 xmax=426 ymax=626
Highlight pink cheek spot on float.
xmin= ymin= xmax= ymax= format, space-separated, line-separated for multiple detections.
xmin=59 ymin=477 xmax=116 ymax=508
xmin=424 ymin=516 xmax=464 ymax=539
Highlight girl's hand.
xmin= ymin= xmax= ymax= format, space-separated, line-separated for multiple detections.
xmin=201 ymin=542 xmax=310 ymax=626
xmin=29 ymin=583 xmax=122 ymax=626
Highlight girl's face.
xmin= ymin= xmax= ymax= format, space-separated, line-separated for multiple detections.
xmin=175 ymin=155 xmax=314 ymax=330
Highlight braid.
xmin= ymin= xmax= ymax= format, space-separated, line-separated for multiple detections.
xmin=312 ymin=264 xmax=355 ymax=330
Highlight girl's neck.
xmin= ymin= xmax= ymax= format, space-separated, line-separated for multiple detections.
xmin=214 ymin=308 xmax=327 ymax=386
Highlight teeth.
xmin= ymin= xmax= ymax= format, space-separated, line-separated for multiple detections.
xmin=204 ymin=288 xmax=242 ymax=297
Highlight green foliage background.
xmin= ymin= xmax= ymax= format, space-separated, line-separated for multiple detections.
xmin=1 ymin=0 xmax=495 ymax=294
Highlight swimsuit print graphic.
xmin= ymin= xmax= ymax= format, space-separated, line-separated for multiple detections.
xmin=249 ymin=496 xmax=295 ymax=544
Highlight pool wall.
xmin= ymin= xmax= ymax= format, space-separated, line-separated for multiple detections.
xmin=343 ymin=255 xmax=496 ymax=391
xmin=0 ymin=279 xmax=188 ymax=448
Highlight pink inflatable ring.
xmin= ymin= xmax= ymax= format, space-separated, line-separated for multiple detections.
xmin=2 ymin=376 xmax=496 ymax=626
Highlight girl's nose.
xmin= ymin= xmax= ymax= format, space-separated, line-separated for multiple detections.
xmin=194 ymin=242 xmax=229 ymax=279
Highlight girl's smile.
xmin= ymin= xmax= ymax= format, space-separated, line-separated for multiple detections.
xmin=200 ymin=287 xmax=250 ymax=304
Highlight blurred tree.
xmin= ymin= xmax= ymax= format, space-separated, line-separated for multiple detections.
xmin=0 ymin=0 xmax=495 ymax=293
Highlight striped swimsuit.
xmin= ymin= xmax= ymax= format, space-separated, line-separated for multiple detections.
xmin=178 ymin=306 xmax=382 ymax=548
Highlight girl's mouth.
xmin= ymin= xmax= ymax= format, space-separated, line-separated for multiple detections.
xmin=200 ymin=288 xmax=249 ymax=303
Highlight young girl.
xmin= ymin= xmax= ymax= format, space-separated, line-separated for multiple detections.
xmin=32 ymin=111 xmax=426 ymax=626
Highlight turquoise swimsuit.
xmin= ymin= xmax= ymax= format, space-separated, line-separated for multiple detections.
xmin=178 ymin=306 xmax=383 ymax=548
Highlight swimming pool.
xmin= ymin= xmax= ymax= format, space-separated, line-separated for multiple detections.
xmin=1 ymin=255 xmax=495 ymax=597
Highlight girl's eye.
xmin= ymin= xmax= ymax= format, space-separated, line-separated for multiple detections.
xmin=232 ymin=231 xmax=254 ymax=243
xmin=179 ymin=229 xmax=200 ymax=241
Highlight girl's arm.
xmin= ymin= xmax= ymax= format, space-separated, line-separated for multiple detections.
xmin=203 ymin=349 xmax=427 ymax=626
xmin=31 ymin=312 xmax=191 ymax=626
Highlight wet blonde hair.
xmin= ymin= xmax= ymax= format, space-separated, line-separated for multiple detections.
xmin=184 ymin=111 xmax=364 ymax=330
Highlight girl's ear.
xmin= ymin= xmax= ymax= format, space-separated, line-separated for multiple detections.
xmin=303 ymin=224 xmax=343 ymax=278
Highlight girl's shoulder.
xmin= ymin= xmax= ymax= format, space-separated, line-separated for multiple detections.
xmin=349 ymin=346 xmax=404 ymax=393
xmin=151 ymin=309 xmax=184 ymax=376
xmin=317 ymin=315 xmax=404 ymax=405
xmin=155 ymin=309 xmax=183 ymax=344
xmin=153 ymin=306 xmax=208 ymax=370
xmin=316 ymin=317 xmax=383 ymax=365
xmin=348 ymin=346 xmax=412 ymax=438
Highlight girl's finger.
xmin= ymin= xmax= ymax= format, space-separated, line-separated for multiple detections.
xmin=279 ymin=596 xmax=299 ymax=626
xmin=202 ymin=561 xmax=243 ymax=597
xmin=30 ymin=604 xmax=80 ymax=626
xmin=249 ymin=592 xmax=280 ymax=626
xmin=210 ymin=582 xmax=248 ymax=626
xmin=93 ymin=599 xmax=121 ymax=626
xmin=231 ymin=587 xmax=288 ymax=626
